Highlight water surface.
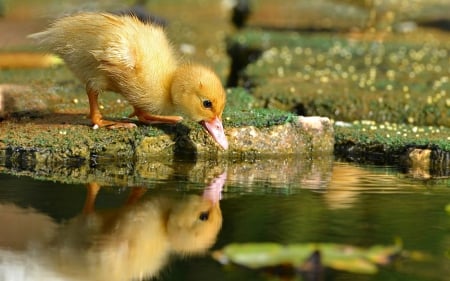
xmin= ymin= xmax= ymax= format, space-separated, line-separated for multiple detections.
xmin=0 ymin=160 xmax=449 ymax=281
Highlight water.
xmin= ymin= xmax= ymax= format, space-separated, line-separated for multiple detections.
xmin=0 ymin=159 xmax=449 ymax=281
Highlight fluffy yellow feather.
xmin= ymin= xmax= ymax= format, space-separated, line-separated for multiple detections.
xmin=30 ymin=13 xmax=228 ymax=149
xmin=0 ymin=172 xmax=226 ymax=281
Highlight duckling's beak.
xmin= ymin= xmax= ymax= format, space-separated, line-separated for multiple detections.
xmin=202 ymin=172 xmax=227 ymax=204
xmin=200 ymin=117 xmax=229 ymax=150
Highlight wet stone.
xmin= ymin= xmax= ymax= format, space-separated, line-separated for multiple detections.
xmin=225 ymin=27 xmax=449 ymax=177
xmin=0 ymin=85 xmax=334 ymax=166
xmin=0 ymin=153 xmax=334 ymax=188
xmin=0 ymin=84 xmax=48 ymax=119
xmin=227 ymin=30 xmax=450 ymax=127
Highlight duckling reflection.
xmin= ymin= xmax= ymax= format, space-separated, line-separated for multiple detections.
xmin=0 ymin=172 xmax=226 ymax=281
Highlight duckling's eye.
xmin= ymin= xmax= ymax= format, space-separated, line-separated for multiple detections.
xmin=199 ymin=211 xmax=210 ymax=221
xmin=202 ymin=100 xmax=213 ymax=109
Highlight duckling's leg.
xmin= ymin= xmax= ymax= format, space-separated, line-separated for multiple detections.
xmin=130 ymin=107 xmax=183 ymax=124
xmin=83 ymin=182 xmax=101 ymax=214
xmin=86 ymin=82 xmax=136 ymax=129
xmin=125 ymin=187 xmax=147 ymax=205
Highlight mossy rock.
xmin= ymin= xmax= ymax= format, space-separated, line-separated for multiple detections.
xmin=227 ymin=29 xmax=450 ymax=127
xmin=225 ymin=28 xmax=449 ymax=176
xmin=0 ymin=85 xmax=334 ymax=170
xmin=334 ymin=120 xmax=450 ymax=177
xmin=0 ymin=150 xmax=334 ymax=188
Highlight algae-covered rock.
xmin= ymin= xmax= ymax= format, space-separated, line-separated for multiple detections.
xmin=1 ymin=0 xmax=448 ymax=182
xmin=227 ymin=29 xmax=449 ymax=127
xmin=225 ymin=27 xmax=449 ymax=177
xmin=0 ymin=152 xmax=334 ymax=189
xmin=0 ymin=83 xmax=335 ymax=185
xmin=334 ymin=120 xmax=450 ymax=177
xmin=0 ymin=86 xmax=334 ymax=168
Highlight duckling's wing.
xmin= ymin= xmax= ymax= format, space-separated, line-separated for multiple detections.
xmin=29 ymin=13 xmax=138 ymax=82
xmin=90 ymin=14 xmax=138 ymax=72
xmin=90 ymin=41 xmax=136 ymax=71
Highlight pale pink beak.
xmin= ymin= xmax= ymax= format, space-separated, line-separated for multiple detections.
xmin=200 ymin=116 xmax=229 ymax=150
xmin=202 ymin=172 xmax=227 ymax=204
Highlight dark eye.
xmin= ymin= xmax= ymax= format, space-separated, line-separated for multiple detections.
xmin=199 ymin=211 xmax=209 ymax=221
xmin=203 ymin=100 xmax=213 ymax=109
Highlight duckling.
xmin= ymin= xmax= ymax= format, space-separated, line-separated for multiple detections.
xmin=29 ymin=13 xmax=228 ymax=149
xmin=52 ymin=185 xmax=223 ymax=281
xmin=0 ymin=172 xmax=226 ymax=281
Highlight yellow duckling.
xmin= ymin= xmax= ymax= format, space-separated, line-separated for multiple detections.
xmin=0 ymin=171 xmax=226 ymax=281
xmin=30 ymin=13 xmax=228 ymax=149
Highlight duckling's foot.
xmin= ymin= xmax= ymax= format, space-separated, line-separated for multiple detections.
xmin=93 ymin=118 xmax=137 ymax=129
xmin=130 ymin=108 xmax=183 ymax=124
xmin=86 ymin=82 xmax=136 ymax=129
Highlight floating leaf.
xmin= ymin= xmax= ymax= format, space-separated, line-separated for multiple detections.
xmin=445 ymin=204 xmax=450 ymax=214
xmin=315 ymin=243 xmax=378 ymax=274
xmin=221 ymin=243 xmax=296 ymax=269
xmin=212 ymin=242 xmax=405 ymax=275
xmin=365 ymin=244 xmax=401 ymax=265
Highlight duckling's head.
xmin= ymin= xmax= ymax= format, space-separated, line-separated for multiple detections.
xmin=167 ymin=171 xmax=225 ymax=255
xmin=166 ymin=195 xmax=222 ymax=255
xmin=171 ymin=64 xmax=228 ymax=150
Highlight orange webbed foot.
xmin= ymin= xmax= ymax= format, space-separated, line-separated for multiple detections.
xmin=92 ymin=117 xmax=137 ymax=129
xmin=86 ymin=82 xmax=137 ymax=129
xmin=130 ymin=108 xmax=183 ymax=124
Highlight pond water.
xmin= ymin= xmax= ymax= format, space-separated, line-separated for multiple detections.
xmin=0 ymin=159 xmax=449 ymax=281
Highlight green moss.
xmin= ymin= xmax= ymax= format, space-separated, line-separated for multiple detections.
xmin=0 ymin=120 xmax=167 ymax=158
xmin=224 ymin=88 xmax=296 ymax=128
xmin=229 ymin=30 xmax=450 ymax=127
xmin=334 ymin=121 xmax=450 ymax=151
xmin=224 ymin=87 xmax=257 ymax=110
xmin=0 ymin=84 xmax=300 ymax=160
xmin=224 ymin=107 xmax=295 ymax=128
xmin=232 ymin=30 xmax=334 ymax=51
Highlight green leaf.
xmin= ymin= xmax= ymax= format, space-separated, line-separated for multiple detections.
xmin=212 ymin=242 xmax=405 ymax=275
xmin=445 ymin=204 xmax=450 ymax=214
